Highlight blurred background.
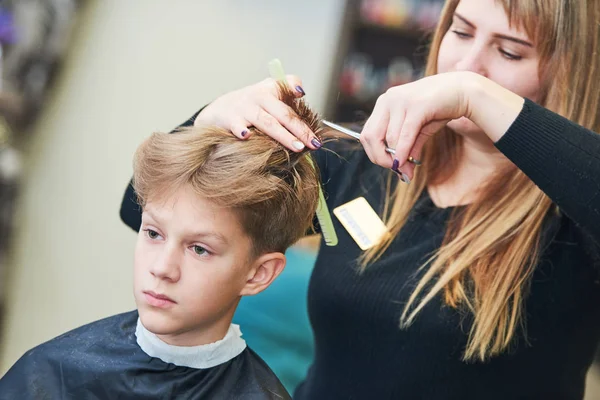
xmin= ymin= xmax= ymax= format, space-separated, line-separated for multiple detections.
xmin=0 ymin=0 xmax=598 ymax=397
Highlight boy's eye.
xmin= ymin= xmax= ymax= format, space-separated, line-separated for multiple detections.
xmin=193 ymin=245 xmax=208 ymax=256
xmin=145 ymin=229 xmax=160 ymax=239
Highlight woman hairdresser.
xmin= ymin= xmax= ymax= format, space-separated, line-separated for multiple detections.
xmin=120 ymin=0 xmax=600 ymax=398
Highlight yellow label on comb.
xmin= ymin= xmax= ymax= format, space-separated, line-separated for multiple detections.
xmin=333 ymin=197 xmax=387 ymax=250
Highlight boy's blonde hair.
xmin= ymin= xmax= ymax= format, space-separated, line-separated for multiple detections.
xmin=133 ymin=84 xmax=322 ymax=257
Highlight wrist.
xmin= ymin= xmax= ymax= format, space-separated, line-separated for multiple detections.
xmin=459 ymin=72 xmax=524 ymax=142
xmin=458 ymin=71 xmax=486 ymax=122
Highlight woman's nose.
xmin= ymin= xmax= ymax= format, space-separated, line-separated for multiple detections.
xmin=454 ymin=42 xmax=489 ymax=77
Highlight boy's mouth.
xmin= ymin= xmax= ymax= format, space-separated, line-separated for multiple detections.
xmin=143 ymin=290 xmax=177 ymax=307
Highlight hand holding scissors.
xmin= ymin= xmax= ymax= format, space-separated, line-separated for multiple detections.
xmin=321 ymin=120 xmax=422 ymax=165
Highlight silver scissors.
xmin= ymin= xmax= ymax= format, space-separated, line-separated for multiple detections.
xmin=321 ymin=120 xmax=421 ymax=165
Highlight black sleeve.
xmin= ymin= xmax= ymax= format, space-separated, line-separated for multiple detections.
xmin=495 ymin=98 xmax=600 ymax=242
xmin=119 ymin=109 xmax=203 ymax=232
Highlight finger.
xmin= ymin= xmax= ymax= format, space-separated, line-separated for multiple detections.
xmin=404 ymin=132 xmax=429 ymax=167
xmin=399 ymin=134 xmax=428 ymax=182
xmin=385 ymin=110 xmax=405 ymax=150
xmin=396 ymin=161 xmax=415 ymax=184
xmin=421 ymin=119 xmax=450 ymax=136
xmin=230 ymin=119 xmax=252 ymax=140
xmin=285 ymin=74 xmax=306 ymax=97
xmin=394 ymin=118 xmax=420 ymax=184
xmin=252 ymin=107 xmax=306 ymax=152
xmin=394 ymin=111 xmax=425 ymax=171
xmin=360 ymin=97 xmax=393 ymax=168
xmin=385 ymin=110 xmax=406 ymax=176
xmin=405 ymin=119 xmax=449 ymax=165
xmin=260 ymin=95 xmax=320 ymax=149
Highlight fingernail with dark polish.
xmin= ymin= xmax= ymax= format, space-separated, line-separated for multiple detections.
xmin=391 ymin=159 xmax=409 ymax=183
xmin=311 ymin=138 xmax=322 ymax=149
xmin=241 ymin=129 xmax=248 ymax=137
xmin=295 ymin=86 xmax=306 ymax=96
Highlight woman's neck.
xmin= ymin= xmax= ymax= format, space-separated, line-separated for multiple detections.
xmin=428 ymin=135 xmax=510 ymax=208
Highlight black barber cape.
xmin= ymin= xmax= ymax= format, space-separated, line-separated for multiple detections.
xmin=0 ymin=311 xmax=290 ymax=399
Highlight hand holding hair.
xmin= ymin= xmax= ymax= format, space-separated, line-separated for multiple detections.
xmin=194 ymin=74 xmax=322 ymax=152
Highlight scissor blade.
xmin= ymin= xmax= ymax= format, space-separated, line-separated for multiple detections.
xmin=322 ymin=120 xmax=396 ymax=155
xmin=321 ymin=120 xmax=361 ymax=141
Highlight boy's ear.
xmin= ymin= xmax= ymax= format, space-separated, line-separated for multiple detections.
xmin=239 ymin=252 xmax=286 ymax=296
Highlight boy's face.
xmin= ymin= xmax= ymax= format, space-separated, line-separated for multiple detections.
xmin=134 ymin=185 xmax=259 ymax=346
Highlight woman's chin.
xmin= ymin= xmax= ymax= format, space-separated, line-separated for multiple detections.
xmin=447 ymin=117 xmax=485 ymax=139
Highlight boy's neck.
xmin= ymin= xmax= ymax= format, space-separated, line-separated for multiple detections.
xmin=136 ymin=318 xmax=247 ymax=369
xmin=156 ymin=316 xmax=233 ymax=347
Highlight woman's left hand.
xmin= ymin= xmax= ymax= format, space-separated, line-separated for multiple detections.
xmin=359 ymin=71 xmax=523 ymax=182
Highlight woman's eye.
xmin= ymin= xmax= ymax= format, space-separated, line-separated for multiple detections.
xmin=451 ymin=30 xmax=471 ymax=39
xmin=193 ymin=245 xmax=208 ymax=256
xmin=499 ymin=49 xmax=522 ymax=61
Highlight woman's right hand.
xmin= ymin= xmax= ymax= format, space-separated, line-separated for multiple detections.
xmin=194 ymin=75 xmax=322 ymax=151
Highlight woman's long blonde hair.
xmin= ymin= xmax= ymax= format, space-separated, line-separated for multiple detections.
xmin=363 ymin=0 xmax=600 ymax=362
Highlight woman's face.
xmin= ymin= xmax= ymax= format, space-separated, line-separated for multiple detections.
xmin=437 ymin=0 xmax=541 ymax=138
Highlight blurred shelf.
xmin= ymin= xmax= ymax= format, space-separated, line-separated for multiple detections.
xmin=336 ymin=94 xmax=376 ymax=110
xmin=356 ymin=20 xmax=430 ymax=39
xmin=325 ymin=1 xmax=443 ymax=122
xmin=330 ymin=96 xmax=376 ymax=124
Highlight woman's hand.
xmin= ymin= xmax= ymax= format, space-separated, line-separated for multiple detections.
xmin=360 ymin=71 xmax=524 ymax=181
xmin=194 ymin=75 xmax=322 ymax=152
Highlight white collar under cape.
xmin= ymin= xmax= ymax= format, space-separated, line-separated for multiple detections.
xmin=135 ymin=318 xmax=247 ymax=369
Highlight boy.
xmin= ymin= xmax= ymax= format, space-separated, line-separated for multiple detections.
xmin=0 ymin=85 xmax=321 ymax=399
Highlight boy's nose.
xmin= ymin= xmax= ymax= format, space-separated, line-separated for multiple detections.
xmin=150 ymin=248 xmax=181 ymax=282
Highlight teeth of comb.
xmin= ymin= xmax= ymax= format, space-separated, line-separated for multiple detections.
xmin=268 ymin=58 xmax=338 ymax=247
xmin=315 ymin=179 xmax=338 ymax=246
